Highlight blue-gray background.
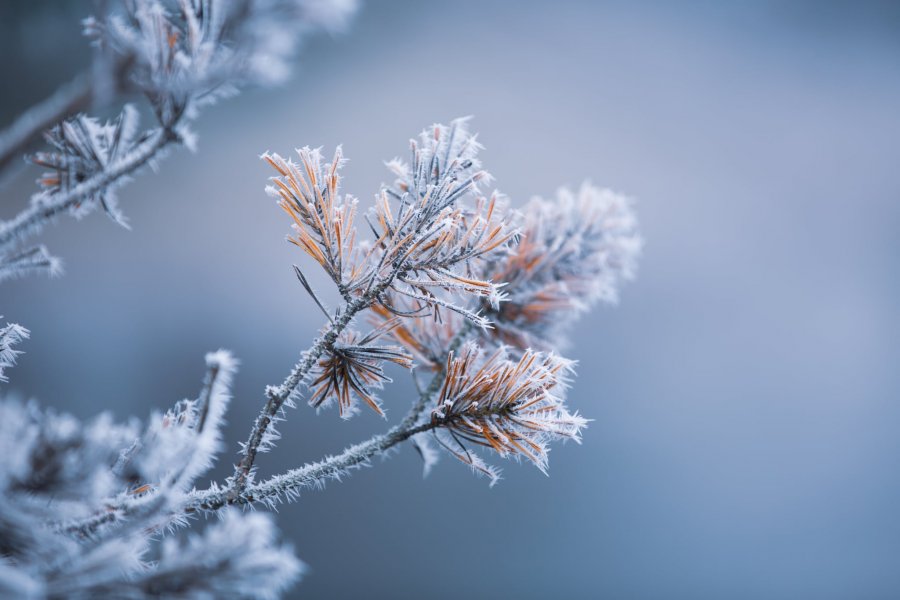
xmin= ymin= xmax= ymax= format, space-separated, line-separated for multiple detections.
xmin=2 ymin=1 xmax=899 ymax=598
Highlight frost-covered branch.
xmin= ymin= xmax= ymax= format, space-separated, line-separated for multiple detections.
xmin=0 ymin=125 xmax=175 ymax=252
xmin=0 ymin=114 xmax=642 ymax=598
xmin=197 ymin=325 xmax=469 ymax=511
xmin=0 ymin=352 xmax=303 ymax=599
xmin=230 ymin=120 xmax=515 ymax=496
xmin=229 ymin=281 xmax=395 ymax=497
xmin=196 ymin=418 xmax=437 ymax=511
xmin=0 ymin=0 xmax=358 ymax=284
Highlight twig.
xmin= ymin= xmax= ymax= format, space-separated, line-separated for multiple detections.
xmin=0 ymin=127 xmax=176 ymax=250
xmin=194 ymin=420 xmax=438 ymax=511
xmin=228 ymin=278 xmax=398 ymax=498
xmin=66 ymin=367 xmax=448 ymax=537
xmin=204 ymin=325 xmax=472 ymax=511
xmin=67 ymin=325 xmax=472 ymax=532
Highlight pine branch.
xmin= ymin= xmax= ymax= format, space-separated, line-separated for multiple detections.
xmin=63 ymin=366 xmax=446 ymax=537
xmin=0 ymin=126 xmax=176 ymax=251
xmin=228 ymin=276 xmax=400 ymax=498
xmin=205 ymin=325 xmax=470 ymax=511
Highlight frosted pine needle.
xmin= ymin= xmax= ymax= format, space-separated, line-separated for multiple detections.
xmin=431 ymin=343 xmax=587 ymax=476
xmin=369 ymin=297 xmax=463 ymax=368
xmin=30 ymin=105 xmax=143 ymax=227
xmin=264 ymin=146 xmax=367 ymax=295
xmin=309 ymin=321 xmax=414 ymax=418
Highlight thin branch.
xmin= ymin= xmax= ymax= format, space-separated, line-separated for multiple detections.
xmin=0 ymin=127 xmax=176 ymax=250
xmin=204 ymin=325 xmax=472 ymax=511
xmin=228 ymin=277 xmax=398 ymax=498
xmin=193 ymin=420 xmax=438 ymax=512
xmin=65 ymin=373 xmax=445 ymax=537
xmin=66 ymin=324 xmax=472 ymax=536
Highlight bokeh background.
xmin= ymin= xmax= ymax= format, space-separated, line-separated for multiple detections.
xmin=3 ymin=1 xmax=900 ymax=598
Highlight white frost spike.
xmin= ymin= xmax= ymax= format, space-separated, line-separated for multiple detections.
xmin=0 ymin=246 xmax=62 ymax=284
xmin=0 ymin=321 xmax=29 ymax=383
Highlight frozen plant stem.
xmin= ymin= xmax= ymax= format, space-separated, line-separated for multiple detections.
xmin=229 ymin=278 xmax=397 ymax=498
xmin=0 ymin=107 xmax=641 ymax=597
xmin=197 ymin=349 xmax=460 ymax=511
xmin=0 ymin=127 xmax=176 ymax=249
xmin=67 ymin=325 xmax=468 ymax=535
xmin=198 ymin=420 xmax=437 ymax=511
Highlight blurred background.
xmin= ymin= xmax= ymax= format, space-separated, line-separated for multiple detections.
xmin=2 ymin=1 xmax=900 ymax=598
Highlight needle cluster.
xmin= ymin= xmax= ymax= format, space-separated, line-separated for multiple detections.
xmin=431 ymin=343 xmax=587 ymax=483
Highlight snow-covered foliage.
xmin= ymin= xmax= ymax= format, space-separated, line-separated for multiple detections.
xmin=0 ymin=352 xmax=303 ymax=599
xmin=31 ymin=105 xmax=143 ymax=228
xmin=242 ymin=118 xmax=641 ymax=484
xmin=1 ymin=36 xmax=641 ymax=590
xmin=0 ymin=0 xmax=358 ymax=284
xmin=0 ymin=321 xmax=29 ymax=383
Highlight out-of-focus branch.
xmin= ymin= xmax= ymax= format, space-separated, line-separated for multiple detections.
xmin=0 ymin=126 xmax=176 ymax=250
xmin=65 ymin=366 xmax=446 ymax=535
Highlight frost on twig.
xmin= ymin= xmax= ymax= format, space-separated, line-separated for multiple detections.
xmin=229 ymin=119 xmax=517 ymax=495
xmin=0 ymin=321 xmax=29 ymax=383
xmin=0 ymin=351 xmax=303 ymax=599
xmin=0 ymin=112 xmax=642 ymax=597
xmin=30 ymin=104 xmax=144 ymax=229
xmin=0 ymin=0 xmax=359 ymax=284
xmin=0 ymin=246 xmax=62 ymax=284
